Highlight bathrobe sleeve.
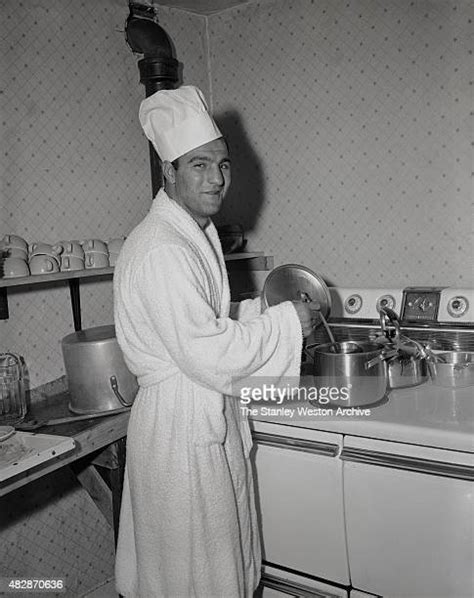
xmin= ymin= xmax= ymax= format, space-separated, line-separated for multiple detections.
xmin=134 ymin=246 xmax=302 ymax=395
xmin=229 ymin=297 xmax=262 ymax=321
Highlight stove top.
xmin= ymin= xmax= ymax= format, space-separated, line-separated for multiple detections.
xmin=328 ymin=287 xmax=474 ymax=325
xmin=308 ymin=286 xmax=474 ymax=353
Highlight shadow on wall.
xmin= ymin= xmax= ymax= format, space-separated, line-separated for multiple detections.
xmin=214 ymin=110 xmax=265 ymax=233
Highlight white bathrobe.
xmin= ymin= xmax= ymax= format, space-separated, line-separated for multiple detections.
xmin=113 ymin=189 xmax=302 ymax=598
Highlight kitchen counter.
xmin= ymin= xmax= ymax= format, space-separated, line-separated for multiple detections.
xmin=250 ymin=377 xmax=474 ymax=453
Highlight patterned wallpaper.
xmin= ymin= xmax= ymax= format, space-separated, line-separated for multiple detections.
xmin=0 ymin=469 xmax=115 ymax=598
xmin=1 ymin=0 xmax=209 ymax=388
xmin=206 ymin=0 xmax=473 ymax=289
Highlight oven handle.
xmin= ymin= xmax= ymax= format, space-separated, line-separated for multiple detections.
xmin=261 ymin=571 xmax=343 ymax=597
xmin=341 ymin=447 xmax=474 ymax=481
xmin=252 ymin=431 xmax=340 ymax=457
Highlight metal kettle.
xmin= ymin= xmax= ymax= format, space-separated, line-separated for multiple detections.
xmin=0 ymin=352 xmax=27 ymax=425
xmin=377 ymin=307 xmax=428 ymax=389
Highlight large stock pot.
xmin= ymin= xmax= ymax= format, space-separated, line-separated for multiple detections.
xmin=62 ymin=325 xmax=138 ymax=414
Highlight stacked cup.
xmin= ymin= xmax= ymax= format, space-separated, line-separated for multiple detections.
xmin=60 ymin=241 xmax=85 ymax=272
xmin=0 ymin=234 xmax=30 ymax=278
xmin=82 ymin=239 xmax=110 ymax=270
xmin=107 ymin=238 xmax=125 ymax=267
xmin=28 ymin=242 xmax=63 ymax=275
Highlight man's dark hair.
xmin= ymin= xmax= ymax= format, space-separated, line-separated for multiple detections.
xmin=169 ymin=137 xmax=229 ymax=172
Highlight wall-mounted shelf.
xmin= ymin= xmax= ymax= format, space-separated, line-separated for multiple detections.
xmin=225 ymin=252 xmax=274 ymax=270
xmin=0 ymin=266 xmax=114 ymax=289
xmin=0 ymin=252 xmax=273 ymax=329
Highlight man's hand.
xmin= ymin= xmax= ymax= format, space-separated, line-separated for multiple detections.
xmin=292 ymin=301 xmax=321 ymax=338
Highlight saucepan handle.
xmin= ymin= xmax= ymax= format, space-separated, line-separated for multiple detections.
xmin=110 ymin=375 xmax=134 ymax=407
xmin=365 ymin=349 xmax=398 ymax=370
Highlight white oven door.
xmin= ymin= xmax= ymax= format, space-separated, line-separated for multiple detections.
xmin=342 ymin=435 xmax=474 ymax=598
xmin=251 ymin=421 xmax=349 ymax=585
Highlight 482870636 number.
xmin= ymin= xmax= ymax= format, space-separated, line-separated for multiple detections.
xmin=0 ymin=578 xmax=65 ymax=593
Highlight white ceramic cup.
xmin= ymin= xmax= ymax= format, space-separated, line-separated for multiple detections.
xmin=60 ymin=255 xmax=85 ymax=272
xmin=107 ymin=238 xmax=125 ymax=254
xmin=29 ymin=242 xmax=63 ymax=260
xmin=85 ymin=252 xmax=110 ymax=269
xmin=82 ymin=239 xmax=108 ymax=255
xmin=60 ymin=241 xmax=85 ymax=259
xmin=0 ymin=234 xmax=28 ymax=252
xmin=108 ymin=253 xmax=119 ymax=267
xmin=29 ymin=254 xmax=60 ymax=275
xmin=1 ymin=257 xmax=30 ymax=278
xmin=1 ymin=246 xmax=29 ymax=259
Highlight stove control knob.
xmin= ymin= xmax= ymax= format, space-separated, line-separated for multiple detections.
xmin=344 ymin=294 xmax=363 ymax=315
xmin=447 ymin=296 xmax=469 ymax=318
xmin=376 ymin=294 xmax=396 ymax=313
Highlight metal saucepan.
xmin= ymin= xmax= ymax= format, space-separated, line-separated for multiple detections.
xmin=386 ymin=353 xmax=429 ymax=389
xmin=428 ymin=351 xmax=474 ymax=388
xmin=312 ymin=341 xmax=388 ymax=407
xmin=377 ymin=307 xmax=429 ymax=389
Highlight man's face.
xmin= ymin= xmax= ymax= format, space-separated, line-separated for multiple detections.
xmin=166 ymin=137 xmax=231 ymax=228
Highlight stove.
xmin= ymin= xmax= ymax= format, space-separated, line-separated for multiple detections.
xmin=255 ymin=286 xmax=474 ymax=598
xmin=310 ymin=286 xmax=474 ymax=352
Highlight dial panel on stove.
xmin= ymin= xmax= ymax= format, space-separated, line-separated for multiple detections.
xmin=344 ymin=294 xmax=363 ymax=315
xmin=439 ymin=288 xmax=474 ymax=323
xmin=329 ymin=288 xmax=403 ymax=319
xmin=328 ymin=287 xmax=473 ymax=322
xmin=401 ymin=288 xmax=442 ymax=322
xmin=376 ymin=294 xmax=396 ymax=312
xmin=446 ymin=295 xmax=469 ymax=318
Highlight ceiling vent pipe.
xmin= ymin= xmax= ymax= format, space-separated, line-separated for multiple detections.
xmin=125 ymin=2 xmax=179 ymax=196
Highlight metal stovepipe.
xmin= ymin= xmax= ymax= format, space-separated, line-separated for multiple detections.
xmin=125 ymin=3 xmax=179 ymax=196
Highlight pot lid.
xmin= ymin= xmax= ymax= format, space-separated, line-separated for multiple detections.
xmin=262 ymin=264 xmax=331 ymax=321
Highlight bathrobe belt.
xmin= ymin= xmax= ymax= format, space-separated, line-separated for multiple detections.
xmin=136 ymin=370 xmax=254 ymax=456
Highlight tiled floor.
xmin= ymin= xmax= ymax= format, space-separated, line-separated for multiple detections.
xmin=82 ymin=579 xmax=118 ymax=598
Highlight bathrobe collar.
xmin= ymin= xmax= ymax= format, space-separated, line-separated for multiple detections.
xmin=151 ymin=188 xmax=228 ymax=316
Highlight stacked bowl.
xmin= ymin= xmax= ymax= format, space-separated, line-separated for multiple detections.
xmin=82 ymin=239 xmax=110 ymax=270
xmin=0 ymin=234 xmax=30 ymax=278
xmin=28 ymin=242 xmax=63 ymax=275
xmin=1 ymin=235 xmax=125 ymax=277
xmin=107 ymin=238 xmax=125 ymax=267
xmin=59 ymin=241 xmax=85 ymax=272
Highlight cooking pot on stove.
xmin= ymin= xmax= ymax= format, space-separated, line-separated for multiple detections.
xmin=386 ymin=353 xmax=428 ymax=389
xmin=377 ymin=307 xmax=429 ymax=389
xmin=428 ymin=351 xmax=474 ymax=388
xmin=61 ymin=325 xmax=138 ymax=414
xmin=312 ymin=341 xmax=388 ymax=407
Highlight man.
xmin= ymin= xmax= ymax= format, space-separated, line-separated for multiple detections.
xmin=113 ymin=85 xmax=316 ymax=597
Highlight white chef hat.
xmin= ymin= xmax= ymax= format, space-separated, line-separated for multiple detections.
xmin=138 ymin=85 xmax=222 ymax=163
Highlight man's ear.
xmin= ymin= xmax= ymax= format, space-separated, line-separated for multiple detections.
xmin=162 ymin=161 xmax=176 ymax=184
